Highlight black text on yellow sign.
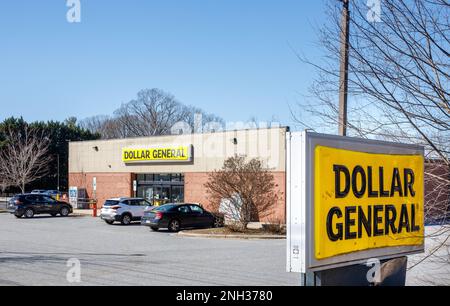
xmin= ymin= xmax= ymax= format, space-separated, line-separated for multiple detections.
xmin=122 ymin=146 xmax=190 ymax=163
xmin=314 ymin=146 xmax=424 ymax=259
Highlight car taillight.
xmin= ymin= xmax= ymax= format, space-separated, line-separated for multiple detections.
xmin=111 ymin=205 xmax=121 ymax=210
xmin=155 ymin=212 xmax=163 ymax=219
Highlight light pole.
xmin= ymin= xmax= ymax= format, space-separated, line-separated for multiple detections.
xmin=57 ymin=153 xmax=60 ymax=192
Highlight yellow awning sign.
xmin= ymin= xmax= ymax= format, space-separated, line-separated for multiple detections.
xmin=122 ymin=146 xmax=191 ymax=163
xmin=314 ymin=145 xmax=424 ymax=260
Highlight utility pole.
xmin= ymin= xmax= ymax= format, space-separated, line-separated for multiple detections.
xmin=57 ymin=154 xmax=60 ymax=192
xmin=338 ymin=0 xmax=350 ymax=136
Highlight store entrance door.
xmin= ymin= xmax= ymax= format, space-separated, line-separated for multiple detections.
xmin=152 ymin=185 xmax=171 ymax=206
xmin=136 ymin=173 xmax=184 ymax=206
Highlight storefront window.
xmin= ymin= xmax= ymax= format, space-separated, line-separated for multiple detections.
xmin=137 ymin=186 xmax=154 ymax=203
xmin=171 ymin=174 xmax=185 ymax=182
xmin=153 ymin=186 xmax=170 ymax=205
xmin=136 ymin=173 xmax=184 ymax=206
xmin=171 ymin=185 xmax=184 ymax=203
xmin=154 ymin=174 xmax=171 ymax=182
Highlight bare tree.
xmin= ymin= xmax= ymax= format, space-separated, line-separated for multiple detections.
xmin=204 ymin=155 xmax=279 ymax=230
xmin=292 ymin=0 xmax=449 ymax=282
xmin=294 ymin=0 xmax=448 ymax=156
xmin=0 ymin=176 xmax=9 ymax=193
xmin=0 ymin=126 xmax=51 ymax=193
xmin=80 ymin=88 xmax=223 ymax=139
xmin=78 ymin=115 xmax=124 ymax=139
xmin=112 ymin=88 xmax=185 ymax=137
xmin=292 ymin=0 xmax=449 ymax=214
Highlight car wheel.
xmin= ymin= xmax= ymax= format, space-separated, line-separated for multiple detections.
xmin=24 ymin=208 xmax=34 ymax=218
xmin=150 ymin=227 xmax=159 ymax=231
xmin=168 ymin=219 xmax=180 ymax=232
xmin=121 ymin=214 xmax=132 ymax=225
xmin=60 ymin=207 xmax=70 ymax=217
xmin=105 ymin=220 xmax=114 ymax=225
xmin=213 ymin=217 xmax=223 ymax=228
xmin=50 ymin=213 xmax=57 ymax=217
xmin=14 ymin=214 xmax=22 ymax=219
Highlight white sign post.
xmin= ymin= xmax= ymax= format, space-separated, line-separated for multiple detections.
xmin=92 ymin=177 xmax=97 ymax=200
xmin=69 ymin=186 xmax=78 ymax=208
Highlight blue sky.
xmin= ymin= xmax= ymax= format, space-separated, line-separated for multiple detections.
xmin=0 ymin=0 xmax=328 ymax=128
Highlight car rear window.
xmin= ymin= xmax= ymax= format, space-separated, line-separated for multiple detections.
xmin=104 ymin=200 xmax=119 ymax=206
xmin=154 ymin=204 xmax=177 ymax=212
xmin=135 ymin=199 xmax=151 ymax=206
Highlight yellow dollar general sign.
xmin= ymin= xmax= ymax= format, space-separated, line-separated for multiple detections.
xmin=122 ymin=146 xmax=191 ymax=163
xmin=314 ymin=146 xmax=424 ymax=260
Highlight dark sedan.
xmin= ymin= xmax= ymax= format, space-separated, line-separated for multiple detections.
xmin=8 ymin=194 xmax=73 ymax=218
xmin=141 ymin=203 xmax=222 ymax=232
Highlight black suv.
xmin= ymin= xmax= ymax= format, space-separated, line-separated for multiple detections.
xmin=8 ymin=194 xmax=73 ymax=218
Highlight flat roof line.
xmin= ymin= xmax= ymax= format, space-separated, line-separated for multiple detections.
xmin=70 ymin=126 xmax=289 ymax=144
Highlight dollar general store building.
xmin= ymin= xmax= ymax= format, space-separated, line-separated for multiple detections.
xmin=69 ymin=127 xmax=287 ymax=220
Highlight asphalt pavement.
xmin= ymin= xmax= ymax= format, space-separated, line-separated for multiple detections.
xmin=0 ymin=213 xmax=298 ymax=286
xmin=0 ymin=213 xmax=448 ymax=286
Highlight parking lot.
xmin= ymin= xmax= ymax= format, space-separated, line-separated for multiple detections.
xmin=1 ymin=211 xmax=449 ymax=286
xmin=0 ymin=213 xmax=298 ymax=286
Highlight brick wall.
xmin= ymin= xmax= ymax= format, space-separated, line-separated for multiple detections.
xmin=69 ymin=171 xmax=287 ymax=220
xmin=425 ymin=162 xmax=450 ymax=222
xmin=185 ymin=171 xmax=286 ymax=222
xmin=69 ymin=172 xmax=133 ymax=208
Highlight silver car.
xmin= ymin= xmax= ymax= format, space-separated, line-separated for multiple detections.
xmin=100 ymin=197 xmax=153 ymax=225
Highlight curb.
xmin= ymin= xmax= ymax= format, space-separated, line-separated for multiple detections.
xmin=0 ymin=211 xmax=89 ymax=217
xmin=70 ymin=213 xmax=91 ymax=217
xmin=177 ymin=230 xmax=285 ymax=240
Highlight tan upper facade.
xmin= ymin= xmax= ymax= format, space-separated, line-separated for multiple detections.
xmin=69 ymin=127 xmax=287 ymax=174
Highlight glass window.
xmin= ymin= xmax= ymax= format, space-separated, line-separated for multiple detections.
xmin=154 ymin=174 xmax=170 ymax=182
xmin=138 ymin=186 xmax=154 ymax=203
xmin=135 ymin=173 xmax=184 ymax=206
xmin=25 ymin=195 xmax=38 ymax=202
xmin=189 ymin=205 xmax=203 ymax=214
xmin=154 ymin=204 xmax=177 ymax=212
xmin=136 ymin=199 xmax=151 ymax=206
xmin=42 ymin=196 xmax=56 ymax=203
xmin=171 ymin=186 xmax=184 ymax=203
xmin=104 ymin=200 xmax=119 ymax=206
xmin=178 ymin=205 xmax=190 ymax=214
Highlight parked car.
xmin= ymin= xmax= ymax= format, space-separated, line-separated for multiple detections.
xmin=45 ymin=190 xmax=62 ymax=198
xmin=8 ymin=194 xmax=73 ymax=218
xmin=31 ymin=189 xmax=47 ymax=194
xmin=100 ymin=197 xmax=152 ymax=225
xmin=31 ymin=189 xmax=61 ymax=198
xmin=141 ymin=203 xmax=223 ymax=232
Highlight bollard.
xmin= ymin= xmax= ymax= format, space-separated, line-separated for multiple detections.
xmin=90 ymin=200 xmax=97 ymax=217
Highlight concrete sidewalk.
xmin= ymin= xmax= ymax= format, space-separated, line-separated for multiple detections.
xmin=178 ymin=230 xmax=285 ymax=239
xmin=72 ymin=209 xmax=99 ymax=217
